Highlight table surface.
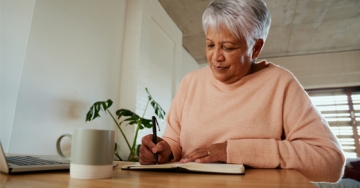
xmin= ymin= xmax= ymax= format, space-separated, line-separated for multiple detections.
xmin=1 ymin=161 xmax=315 ymax=188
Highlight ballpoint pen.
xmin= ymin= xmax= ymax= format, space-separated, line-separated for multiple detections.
xmin=152 ymin=116 xmax=160 ymax=164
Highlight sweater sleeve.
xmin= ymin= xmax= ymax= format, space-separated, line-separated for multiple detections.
xmin=162 ymin=75 xmax=189 ymax=161
xmin=162 ymin=101 xmax=182 ymax=161
xmin=227 ymin=74 xmax=345 ymax=182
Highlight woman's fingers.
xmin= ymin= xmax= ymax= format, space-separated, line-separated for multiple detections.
xmin=180 ymin=142 xmax=227 ymax=163
xmin=180 ymin=148 xmax=210 ymax=163
xmin=139 ymin=134 xmax=172 ymax=164
xmin=157 ymin=140 xmax=172 ymax=163
xmin=139 ymin=145 xmax=155 ymax=164
xmin=139 ymin=135 xmax=156 ymax=164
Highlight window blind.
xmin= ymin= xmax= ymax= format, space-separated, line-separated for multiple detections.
xmin=307 ymin=87 xmax=360 ymax=158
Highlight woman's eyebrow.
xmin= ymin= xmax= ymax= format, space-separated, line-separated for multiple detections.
xmin=222 ymin=41 xmax=237 ymax=44
xmin=206 ymin=39 xmax=237 ymax=44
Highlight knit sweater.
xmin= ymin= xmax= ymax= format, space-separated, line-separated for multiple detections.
xmin=163 ymin=62 xmax=345 ymax=182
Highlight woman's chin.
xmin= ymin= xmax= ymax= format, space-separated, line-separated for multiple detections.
xmin=213 ymin=73 xmax=229 ymax=83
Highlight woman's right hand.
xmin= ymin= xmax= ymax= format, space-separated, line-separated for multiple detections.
xmin=139 ymin=134 xmax=172 ymax=165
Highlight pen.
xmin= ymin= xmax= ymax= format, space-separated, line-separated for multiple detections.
xmin=152 ymin=116 xmax=159 ymax=164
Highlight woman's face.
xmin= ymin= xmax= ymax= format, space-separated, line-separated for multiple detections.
xmin=206 ymin=27 xmax=253 ymax=84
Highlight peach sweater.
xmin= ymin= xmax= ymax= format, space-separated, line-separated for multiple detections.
xmin=163 ymin=62 xmax=345 ymax=182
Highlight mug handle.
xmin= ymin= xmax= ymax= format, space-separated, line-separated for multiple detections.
xmin=56 ymin=134 xmax=72 ymax=160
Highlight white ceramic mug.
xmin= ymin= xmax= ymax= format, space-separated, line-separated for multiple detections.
xmin=56 ymin=128 xmax=115 ymax=179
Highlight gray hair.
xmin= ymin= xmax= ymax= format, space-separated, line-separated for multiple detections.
xmin=202 ymin=0 xmax=271 ymax=48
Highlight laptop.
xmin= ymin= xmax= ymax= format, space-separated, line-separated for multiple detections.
xmin=0 ymin=141 xmax=70 ymax=174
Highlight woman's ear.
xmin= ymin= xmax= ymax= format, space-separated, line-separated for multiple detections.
xmin=251 ymin=39 xmax=264 ymax=59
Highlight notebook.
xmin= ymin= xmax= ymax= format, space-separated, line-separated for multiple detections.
xmin=121 ymin=162 xmax=245 ymax=174
xmin=0 ymin=141 xmax=70 ymax=174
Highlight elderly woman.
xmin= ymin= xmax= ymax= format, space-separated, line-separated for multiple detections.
xmin=140 ymin=0 xmax=345 ymax=183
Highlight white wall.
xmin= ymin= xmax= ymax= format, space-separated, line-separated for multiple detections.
xmin=1 ymin=0 xmax=200 ymax=158
xmin=1 ymin=0 xmax=127 ymax=154
xmin=181 ymin=48 xmax=201 ymax=86
xmin=118 ymin=0 xmax=199 ymax=159
xmin=266 ymin=51 xmax=360 ymax=89
xmin=199 ymin=63 xmax=209 ymax=69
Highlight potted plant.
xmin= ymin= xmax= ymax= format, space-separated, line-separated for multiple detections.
xmin=85 ymin=88 xmax=166 ymax=161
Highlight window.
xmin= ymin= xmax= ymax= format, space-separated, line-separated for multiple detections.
xmin=306 ymin=86 xmax=360 ymax=158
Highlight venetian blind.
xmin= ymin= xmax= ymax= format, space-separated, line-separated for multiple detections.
xmin=307 ymin=87 xmax=360 ymax=158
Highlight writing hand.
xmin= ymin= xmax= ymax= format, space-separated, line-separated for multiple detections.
xmin=180 ymin=142 xmax=227 ymax=163
xmin=139 ymin=134 xmax=172 ymax=165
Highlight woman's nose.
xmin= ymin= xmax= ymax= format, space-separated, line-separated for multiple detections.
xmin=212 ymin=47 xmax=224 ymax=62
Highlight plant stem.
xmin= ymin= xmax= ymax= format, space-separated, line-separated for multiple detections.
xmin=142 ymin=99 xmax=150 ymax=118
xmin=114 ymin=151 xmax=122 ymax=161
xmin=128 ymin=125 xmax=140 ymax=161
xmin=128 ymin=99 xmax=151 ymax=161
xmin=107 ymin=109 xmax=132 ymax=151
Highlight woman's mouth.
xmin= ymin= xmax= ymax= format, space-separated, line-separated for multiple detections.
xmin=213 ymin=65 xmax=229 ymax=71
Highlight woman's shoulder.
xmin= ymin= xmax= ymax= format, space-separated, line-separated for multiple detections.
xmin=262 ymin=61 xmax=297 ymax=81
xmin=263 ymin=61 xmax=307 ymax=92
xmin=251 ymin=60 xmax=301 ymax=89
xmin=175 ymin=66 xmax=210 ymax=93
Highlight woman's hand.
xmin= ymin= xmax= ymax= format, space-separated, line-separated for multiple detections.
xmin=180 ymin=142 xmax=227 ymax=163
xmin=139 ymin=134 xmax=172 ymax=165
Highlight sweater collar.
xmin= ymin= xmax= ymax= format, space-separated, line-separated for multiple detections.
xmin=208 ymin=60 xmax=272 ymax=92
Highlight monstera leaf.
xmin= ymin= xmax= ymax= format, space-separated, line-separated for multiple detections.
xmin=116 ymin=109 xmax=152 ymax=130
xmin=146 ymin=88 xmax=166 ymax=120
xmin=85 ymin=99 xmax=113 ymax=121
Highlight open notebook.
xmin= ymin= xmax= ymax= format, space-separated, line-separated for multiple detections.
xmin=121 ymin=162 xmax=245 ymax=174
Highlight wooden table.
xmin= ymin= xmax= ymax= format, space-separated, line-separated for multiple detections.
xmin=0 ymin=161 xmax=315 ymax=188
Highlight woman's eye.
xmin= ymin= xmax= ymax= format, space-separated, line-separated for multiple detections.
xmin=223 ymin=46 xmax=234 ymax=51
xmin=207 ymin=44 xmax=214 ymax=48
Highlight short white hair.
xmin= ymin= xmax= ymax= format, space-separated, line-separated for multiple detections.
xmin=202 ymin=0 xmax=271 ymax=47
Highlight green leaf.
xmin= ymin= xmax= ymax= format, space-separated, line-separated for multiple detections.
xmin=86 ymin=107 xmax=93 ymax=120
xmin=116 ymin=109 xmax=139 ymax=118
xmin=150 ymin=101 xmax=156 ymax=109
xmin=101 ymin=103 xmax=107 ymax=112
xmin=123 ymin=117 xmax=136 ymax=122
xmin=116 ymin=108 xmax=152 ymax=130
xmin=145 ymin=88 xmax=166 ymax=121
xmin=106 ymin=99 xmax=113 ymax=110
xmin=145 ymin=88 xmax=152 ymax=99
xmin=85 ymin=99 xmax=113 ymax=122
xmin=142 ymin=119 xmax=152 ymax=129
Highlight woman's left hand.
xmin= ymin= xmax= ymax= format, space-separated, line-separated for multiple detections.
xmin=180 ymin=142 xmax=227 ymax=163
